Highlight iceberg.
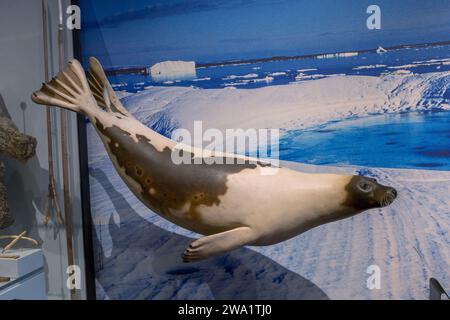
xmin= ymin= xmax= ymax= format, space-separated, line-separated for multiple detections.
xmin=223 ymin=73 xmax=258 ymax=80
xmin=376 ymin=46 xmax=387 ymax=54
xmin=353 ymin=64 xmax=386 ymax=70
xmin=297 ymin=68 xmax=318 ymax=72
xmin=149 ymin=60 xmax=196 ymax=82
xmin=268 ymin=72 xmax=287 ymax=77
xmin=317 ymin=52 xmax=358 ymax=59
xmin=252 ymin=76 xmax=274 ymax=83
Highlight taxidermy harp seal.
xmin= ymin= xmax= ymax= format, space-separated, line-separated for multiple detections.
xmin=31 ymin=58 xmax=397 ymax=262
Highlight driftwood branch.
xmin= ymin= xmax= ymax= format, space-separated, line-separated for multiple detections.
xmin=1 ymin=231 xmax=27 ymax=253
xmin=0 ymin=234 xmax=39 ymax=246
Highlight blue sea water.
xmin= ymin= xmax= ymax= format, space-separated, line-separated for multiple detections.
xmin=279 ymin=111 xmax=450 ymax=170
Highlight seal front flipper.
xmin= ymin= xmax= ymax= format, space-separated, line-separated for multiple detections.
xmin=182 ymin=227 xmax=257 ymax=263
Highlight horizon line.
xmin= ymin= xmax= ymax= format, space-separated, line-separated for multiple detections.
xmin=102 ymin=39 xmax=450 ymax=76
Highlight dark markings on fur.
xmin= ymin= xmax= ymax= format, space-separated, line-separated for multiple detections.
xmin=95 ymin=119 xmax=264 ymax=235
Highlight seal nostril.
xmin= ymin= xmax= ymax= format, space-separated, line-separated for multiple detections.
xmin=380 ymin=188 xmax=397 ymax=207
xmin=391 ymin=188 xmax=398 ymax=198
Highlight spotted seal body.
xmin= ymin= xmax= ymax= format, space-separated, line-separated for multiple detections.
xmin=32 ymin=58 xmax=397 ymax=262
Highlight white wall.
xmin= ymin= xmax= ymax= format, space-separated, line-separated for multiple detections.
xmin=0 ymin=0 xmax=86 ymax=299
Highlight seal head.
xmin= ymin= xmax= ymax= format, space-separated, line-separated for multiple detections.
xmin=344 ymin=176 xmax=397 ymax=210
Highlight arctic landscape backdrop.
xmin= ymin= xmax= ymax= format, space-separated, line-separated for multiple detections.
xmin=79 ymin=0 xmax=450 ymax=299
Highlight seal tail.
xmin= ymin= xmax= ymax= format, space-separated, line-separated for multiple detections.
xmin=31 ymin=59 xmax=97 ymax=117
xmin=87 ymin=57 xmax=131 ymax=117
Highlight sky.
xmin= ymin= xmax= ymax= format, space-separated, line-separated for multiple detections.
xmin=78 ymin=0 xmax=450 ymax=68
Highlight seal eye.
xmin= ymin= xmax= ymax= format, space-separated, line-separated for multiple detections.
xmin=358 ymin=181 xmax=373 ymax=193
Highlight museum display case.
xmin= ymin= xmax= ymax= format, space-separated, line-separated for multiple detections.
xmin=0 ymin=0 xmax=87 ymax=300
xmin=0 ymin=0 xmax=449 ymax=301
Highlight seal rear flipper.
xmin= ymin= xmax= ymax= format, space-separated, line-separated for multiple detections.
xmin=87 ymin=57 xmax=131 ymax=117
xmin=182 ymin=227 xmax=257 ymax=263
xmin=31 ymin=59 xmax=96 ymax=117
